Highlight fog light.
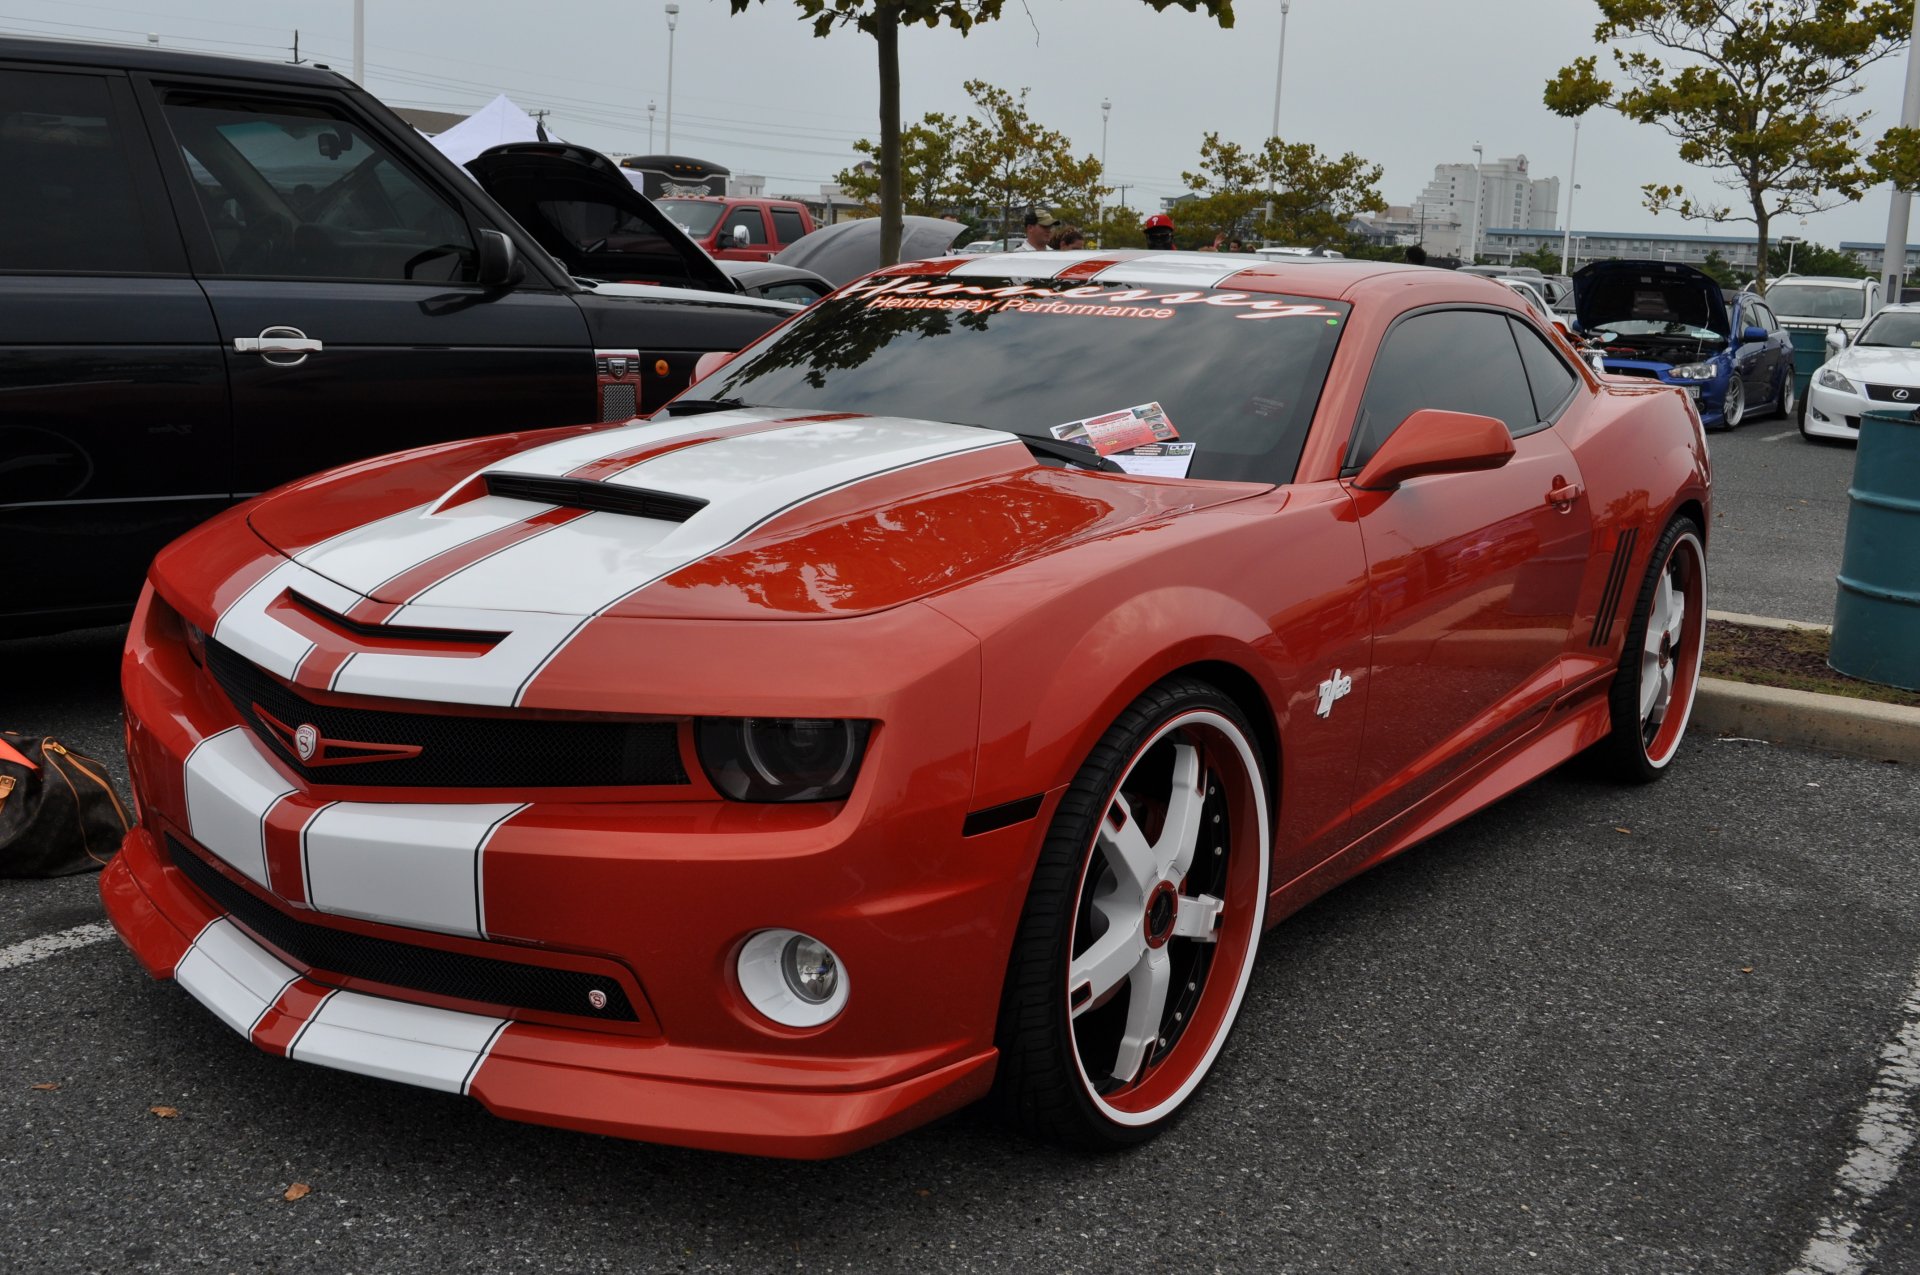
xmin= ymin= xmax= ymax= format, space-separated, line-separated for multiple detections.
xmin=1811 ymin=407 xmax=1829 ymax=422
xmin=737 ymin=929 xmax=849 ymax=1027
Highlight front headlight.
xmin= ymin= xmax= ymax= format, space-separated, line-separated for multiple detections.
xmin=1669 ymin=362 xmax=1718 ymax=381
xmin=696 ymin=718 xmax=872 ymax=802
xmin=1817 ymin=367 xmax=1858 ymax=393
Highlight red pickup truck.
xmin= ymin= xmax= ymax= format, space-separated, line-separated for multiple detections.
xmin=654 ymin=196 xmax=815 ymax=261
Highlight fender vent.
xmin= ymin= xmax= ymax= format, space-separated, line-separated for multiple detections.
xmin=1590 ymin=527 xmax=1640 ymax=647
xmin=485 ymin=472 xmax=706 ymax=522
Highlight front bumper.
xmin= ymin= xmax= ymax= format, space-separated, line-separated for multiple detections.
xmin=105 ymin=585 xmax=1040 ymax=1158
xmin=1804 ymin=381 xmax=1866 ymax=441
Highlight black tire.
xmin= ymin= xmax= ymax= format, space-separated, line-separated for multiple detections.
xmin=1591 ymin=516 xmax=1708 ymax=783
xmin=992 ymin=677 xmax=1270 ymax=1150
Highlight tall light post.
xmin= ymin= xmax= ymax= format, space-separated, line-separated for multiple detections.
xmin=1263 ymin=0 xmax=1292 ymax=237
xmin=1464 ymin=141 xmax=1484 ymax=265
xmin=352 ymin=0 xmax=364 ymax=84
xmin=648 ymin=99 xmax=657 ymax=153
xmin=1779 ymin=233 xmax=1802 ymax=276
xmin=1884 ymin=0 xmax=1920 ymax=304
xmin=1560 ymin=118 xmax=1580 ymax=275
xmin=1099 ymin=97 xmax=1111 ymax=244
xmin=664 ymin=3 xmax=680 ymax=154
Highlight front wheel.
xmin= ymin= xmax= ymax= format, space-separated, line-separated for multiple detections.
xmin=1721 ymin=377 xmax=1746 ymax=428
xmin=1773 ymin=370 xmax=1797 ymax=421
xmin=993 ymin=678 xmax=1271 ymax=1149
xmin=1592 ymin=517 xmax=1707 ymax=782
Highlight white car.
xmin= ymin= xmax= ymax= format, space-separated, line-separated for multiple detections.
xmin=1803 ymin=302 xmax=1920 ymax=441
xmin=1765 ymin=275 xmax=1882 ymax=342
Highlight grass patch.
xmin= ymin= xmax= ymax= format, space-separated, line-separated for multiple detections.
xmin=1703 ymin=619 xmax=1920 ymax=708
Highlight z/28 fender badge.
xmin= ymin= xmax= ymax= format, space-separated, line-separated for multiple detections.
xmin=1316 ymin=669 xmax=1352 ymax=718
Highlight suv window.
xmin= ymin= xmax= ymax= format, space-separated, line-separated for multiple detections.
xmin=722 ymin=207 xmax=768 ymax=245
xmin=161 ymin=92 xmax=475 ymax=282
xmin=1348 ymin=309 xmax=1538 ymax=469
xmin=0 ymin=70 xmax=154 ymax=273
xmin=770 ymin=207 xmax=806 ymax=243
xmin=1508 ymin=318 xmax=1578 ymax=422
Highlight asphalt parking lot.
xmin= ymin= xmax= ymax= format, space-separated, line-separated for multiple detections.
xmin=1705 ymin=419 xmax=1859 ymax=625
xmin=3 ymin=621 xmax=1919 ymax=1273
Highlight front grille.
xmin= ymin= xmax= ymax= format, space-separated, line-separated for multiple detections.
xmin=167 ymin=834 xmax=642 ymax=1023
xmin=599 ymin=382 xmax=637 ymax=422
xmin=205 ymin=639 xmax=688 ymax=789
xmin=1863 ymin=384 xmax=1919 ymax=403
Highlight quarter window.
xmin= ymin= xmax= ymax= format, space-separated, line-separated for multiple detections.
xmin=0 ymin=70 xmax=154 ymax=273
xmin=1348 ymin=310 xmax=1539 ymax=470
xmin=770 ymin=208 xmax=806 ymax=243
xmin=1508 ymin=318 xmax=1578 ymax=423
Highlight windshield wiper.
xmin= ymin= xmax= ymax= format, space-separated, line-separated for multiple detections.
xmin=662 ymin=397 xmax=753 ymax=416
xmin=1011 ymin=433 xmax=1127 ymax=474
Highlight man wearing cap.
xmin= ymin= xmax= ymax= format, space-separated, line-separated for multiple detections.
xmin=1017 ymin=210 xmax=1057 ymax=251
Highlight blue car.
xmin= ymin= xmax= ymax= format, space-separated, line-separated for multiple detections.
xmin=1571 ymin=259 xmax=1796 ymax=428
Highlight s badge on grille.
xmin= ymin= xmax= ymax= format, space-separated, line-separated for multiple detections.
xmin=294 ymin=723 xmax=319 ymax=762
xmin=587 ymin=989 xmax=608 ymax=1010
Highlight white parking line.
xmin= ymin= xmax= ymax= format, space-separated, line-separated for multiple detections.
xmin=1761 ymin=430 xmax=1798 ymax=442
xmin=1785 ymin=956 xmax=1920 ymax=1275
xmin=0 ymin=922 xmax=115 ymax=972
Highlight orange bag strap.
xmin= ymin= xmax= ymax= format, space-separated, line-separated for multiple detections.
xmin=0 ymin=737 xmax=37 ymax=770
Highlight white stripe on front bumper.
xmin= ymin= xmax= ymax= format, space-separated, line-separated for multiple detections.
xmin=302 ymin=801 xmax=525 ymax=939
xmin=173 ymin=918 xmax=296 ymax=1037
xmin=184 ymin=728 xmax=293 ymax=889
xmin=289 ymin=988 xmax=507 ymax=1095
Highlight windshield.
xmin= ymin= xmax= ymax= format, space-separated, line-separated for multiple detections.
xmin=1764 ymin=283 xmax=1867 ymax=321
xmin=656 ymin=199 xmax=725 ymax=237
xmin=696 ymin=273 xmax=1352 ymax=484
xmin=1854 ymin=311 xmax=1920 ymax=348
xmin=1590 ymin=320 xmax=1721 ymax=342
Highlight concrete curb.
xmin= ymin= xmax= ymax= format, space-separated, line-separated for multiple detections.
xmin=1693 ymin=677 xmax=1920 ymax=764
xmin=1708 ymin=608 xmax=1832 ymax=635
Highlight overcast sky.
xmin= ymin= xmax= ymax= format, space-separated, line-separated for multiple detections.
xmin=8 ymin=0 xmax=1918 ymax=248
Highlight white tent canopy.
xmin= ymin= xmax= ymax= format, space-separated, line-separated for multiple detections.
xmin=426 ymin=93 xmax=549 ymax=168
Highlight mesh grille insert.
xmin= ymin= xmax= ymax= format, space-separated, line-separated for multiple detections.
xmin=166 ymin=834 xmax=643 ymax=1023
xmin=205 ymin=639 xmax=688 ymax=789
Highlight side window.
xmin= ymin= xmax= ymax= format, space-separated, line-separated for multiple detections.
xmin=1347 ymin=310 xmax=1538 ymax=470
xmin=722 ymin=207 xmax=769 ymax=245
xmin=0 ymin=69 xmax=154 ymax=273
xmin=160 ymin=92 xmax=474 ymax=282
xmin=1508 ymin=318 xmax=1578 ymax=424
xmin=770 ymin=208 xmax=806 ymax=243
xmin=1752 ymin=301 xmax=1780 ymax=332
xmin=761 ymin=281 xmax=825 ymax=305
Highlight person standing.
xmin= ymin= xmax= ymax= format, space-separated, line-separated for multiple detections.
xmin=1050 ymin=224 xmax=1085 ymax=251
xmin=1017 ymin=210 xmax=1058 ymax=251
xmin=1143 ymin=213 xmax=1176 ymax=251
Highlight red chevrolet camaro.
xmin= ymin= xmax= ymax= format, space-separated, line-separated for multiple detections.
xmin=103 ymin=252 xmax=1710 ymax=1158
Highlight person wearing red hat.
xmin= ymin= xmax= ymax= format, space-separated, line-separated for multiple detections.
xmin=1143 ymin=213 xmax=1176 ymax=251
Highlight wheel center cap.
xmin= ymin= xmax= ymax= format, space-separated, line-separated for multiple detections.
xmin=1144 ymin=881 xmax=1179 ymax=949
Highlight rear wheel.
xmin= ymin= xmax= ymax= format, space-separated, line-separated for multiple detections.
xmin=993 ymin=678 xmax=1270 ymax=1149
xmin=1593 ymin=517 xmax=1707 ymax=782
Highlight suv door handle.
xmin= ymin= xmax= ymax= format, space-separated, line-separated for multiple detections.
xmin=1545 ymin=479 xmax=1582 ymax=511
xmin=233 ymin=326 xmax=322 ymax=366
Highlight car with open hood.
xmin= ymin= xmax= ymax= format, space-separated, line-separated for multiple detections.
xmin=1573 ymin=259 xmax=1794 ymax=428
xmin=104 ymin=251 xmax=1711 ymax=1159
xmin=0 ymin=39 xmax=790 ymax=637
xmin=1804 ymin=301 xmax=1920 ymax=441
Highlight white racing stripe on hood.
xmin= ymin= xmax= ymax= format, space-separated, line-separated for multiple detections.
xmin=323 ymin=416 xmax=1016 ymax=706
xmin=214 ymin=558 xmax=370 ymax=681
xmin=1090 ymin=254 xmax=1252 ymax=289
xmin=296 ymin=495 xmax=543 ymax=598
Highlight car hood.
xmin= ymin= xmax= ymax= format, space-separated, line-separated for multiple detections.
xmin=465 ymin=142 xmax=735 ymax=294
xmin=246 ymin=411 xmax=1263 ymax=628
xmin=772 ymin=216 xmax=966 ymax=285
xmin=1571 ymin=259 xmax=1731 ymax=337
xmin=1831 ymin=345 xmax=1920 ymax=381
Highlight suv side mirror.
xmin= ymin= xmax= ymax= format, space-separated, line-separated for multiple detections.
xmin=732 ymin=224 xmax=751 ymax=248
xmin=475 ymin=228 xmax=518 ymax=287
xmin=1353 ymin=409 xmax=1516 ymax=492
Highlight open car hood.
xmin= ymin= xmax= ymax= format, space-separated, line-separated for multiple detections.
xmin=1571 ymin=259 xmax=1730 ymax=337
xmin=465 ymin=142 xmax=735 ymax=294
xmin=772 ymin=216 xmax=966 ymax=285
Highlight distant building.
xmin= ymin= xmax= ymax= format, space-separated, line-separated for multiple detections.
xmin=1484 ymin=227 xmax=1761 ymax=271
xmin=1406 ymin=154 xmax=1558 ymax=261
xmin=1838 ymin=241 xmax=1920 ymax=273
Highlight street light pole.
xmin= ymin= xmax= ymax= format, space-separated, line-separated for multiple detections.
xmin=352 ymin=0 xmax=364 ymax=85
xmin=1465 ymin=141 xmax=1484 ymax=265
xmin=664 ymin=3 xmax=680 ymax=154
xmin=1263 ymin=0 xmax=1291 ymax=237
xmin=648 ymin=99 xmax=656 ymax=153
xmin=1560 ymin=118 xmax=1580 ymax=276
xmin=1099 ymin=97 xmax=1111 ymax=244
xmin=1883 ymin=0 xmax=1920 ymax=306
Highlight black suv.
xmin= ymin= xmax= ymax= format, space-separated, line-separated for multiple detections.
xmin=1 ymin=38 xmax=793 ymax=636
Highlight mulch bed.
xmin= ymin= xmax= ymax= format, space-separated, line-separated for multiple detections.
xmin=1703 ymin=619 xmax=1920 ymax=708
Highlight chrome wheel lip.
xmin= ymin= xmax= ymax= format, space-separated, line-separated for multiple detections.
xmin=1064 ymin=708 xmax=1269 ymax=1128
xmin=1638 ymin=530 xmax=1707 ymax=768
xmin=1722 ymin=377 xmax=1745 ymax=427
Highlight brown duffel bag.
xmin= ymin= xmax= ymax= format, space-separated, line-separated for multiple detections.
xmin=0 ymin=733 xmax=130 ymax=877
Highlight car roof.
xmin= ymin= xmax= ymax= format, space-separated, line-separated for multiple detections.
xmin=889 ymin=250 xmax=1422 ymax=299
xmin=1770 ymin=275 xmax=1871 ymax=287
xmin=0 ymin=34 xmax=350 ymax=87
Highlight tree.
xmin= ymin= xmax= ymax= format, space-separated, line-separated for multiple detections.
xmin=1175 ymin=132 xmax=1386 ymax=249
xmin=1697 ymin=249 xmax=1742 ymax=288
xmin=835 ymin=112 xmax=961 ymax=217
xmin=728 ymin=1 xmax=1235 ymax=265
xmin=1766 ymin=238 xmax=1871 ymax=279
xmin=1548 ymin=1 xmax=1911 ymax=290
xmin=1512 ymin=243 xmax=1570 ymax=273
xmin=950 ymin=81 xmax=1105 ymax=236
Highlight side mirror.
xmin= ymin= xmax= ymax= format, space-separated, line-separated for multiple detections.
xmin=1741 ymin=324 xmax=1769 ymax=344
xmin=692 ymin=350 xmax=734 ymax=382
xmin=1353 ymin=409 xmax=1516 ymax=492
xmin=732 ymin=224 xmax=751 ymax=248
xmin=1827 ymin=327 xmax=1849 ymax=357
xmin=475 ymin=228 xmax=518 ymax=287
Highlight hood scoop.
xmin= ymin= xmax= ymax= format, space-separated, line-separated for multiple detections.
xmin=484 ymin=471 xmax=709 ymax=522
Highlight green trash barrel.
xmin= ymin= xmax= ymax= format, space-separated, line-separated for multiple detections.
xmin=1830 ymin=407 xmax=1920 ymax=691
xmin=1785 ymin=325 xmax=1832 ymax=411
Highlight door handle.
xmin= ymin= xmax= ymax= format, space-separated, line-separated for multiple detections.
xmin=233 ymin=326 xmax=322 ymax=366
xmin=1545 ymin=479 xmax=1582 ymax=511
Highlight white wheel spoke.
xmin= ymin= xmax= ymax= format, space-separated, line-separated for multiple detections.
xmin=1650 ymin=660 xmax=1675 ymax=726
xmin=1639 ymin=653 xmax=1662 ymax=721
xmin=1099 ymin=792 xmax=1158 ymax=893
xmin=1171 ymin=893 xmax=1224 ymax=942
xmin=1069 ymin=905 xmax=1146 ymax=1018
xmin=1664 ymin=579 xmax=1686 ymax=645
xmin=1110 ymin=944 xmax=1171 ymax=1085
xmin=1156 ymin=742 xmax=1207 ymax=882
